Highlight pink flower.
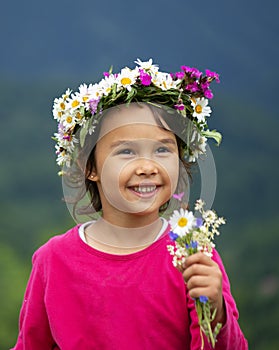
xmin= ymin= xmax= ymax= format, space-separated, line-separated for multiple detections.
xmin=204 ymin=89 xmax=214 ymax=99
xmin=186 ymin=82 xmax=199 ymax=92
xmin=139 ymin=69 xmax=152 ymax=86
xmin=205 ymin=69 xmax=220 ymax=83
xmin=181 ymin=66 xmax=202 ymax=79
xmin=190 ymin=68 xmax=202 ymax=79
xmin=63 ymin=134 xmax=71 ymax=141
xmin=175 ymin=71 xmax=185 ymax=79
xmin=174 ymin=103 xmax=185 ymax=111
xmin=181 ymin=65 xmax=192 ymax=73
xmin=201 ymin=82 xmax=210 ymax=90
xmin=103 ymin=72 xmax=110 ymax=78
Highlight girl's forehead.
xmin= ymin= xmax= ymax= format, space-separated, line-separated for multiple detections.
xmin=98 ymin=104 xmax=169 ymax=139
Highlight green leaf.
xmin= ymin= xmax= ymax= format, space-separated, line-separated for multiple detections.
xmin=125 ymin=87 xmax=136 ymax=102
xmin=79 ymin=119 xmax=91 ymax=147
xmin=202 ymin=129 xmax=222 ymax=146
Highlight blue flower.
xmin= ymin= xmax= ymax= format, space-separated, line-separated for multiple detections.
xmin=169 ymin=231 xmax=179 ymax=241
xmin=186 ymin=241 xmax=198 ymax=249
xmin=191 ymin=241 xmax=198 ymax=249
xmin=195 ymin=217 xmax=203 ymax=228
xmin=199 ymin=295 xmax=209 ymax=304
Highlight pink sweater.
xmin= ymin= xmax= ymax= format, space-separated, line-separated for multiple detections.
xmin=12 ymin=225 xmax=248 ymax=350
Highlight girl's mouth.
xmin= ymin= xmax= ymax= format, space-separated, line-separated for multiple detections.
xmin=128 ymin=184 xmax=160 ymax=197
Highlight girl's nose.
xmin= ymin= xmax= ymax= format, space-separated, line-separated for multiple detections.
xmin=135 ymin=158 xmax=159 ymax=176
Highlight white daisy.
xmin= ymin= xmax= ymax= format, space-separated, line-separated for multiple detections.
xmin=169 ymin=208 xmax=196 ymax=237
xmin=68 ymin=97 xmax=81 ymax=111
xmin=98 ymin=75 xmax=116 ymax=96
xmin=135 ymin=58 xmax=159 ymax=74
xmin=152 ymin=72 xmax=179 ymax=91
xmin=52 ymin=97 xmax=67 ymax=120
xmin=60 ymin=113 xmax=76 ymax=129
xmin=191 ymin=97 xmax=212 ymax=122
xmin=56 ymin=149 xmax=72 ymax=168
xmin=61 ymin=88 xmax=72 ymax=101
xmin=116 ymin=67 xmax=138 ymax=91
xmin=188 ymin=132 xmax=207 ymax=162
xmin=77 ymin=83 xmax=90 ymax=103
xmin=88 ymin=83 xmax=103 ymax=101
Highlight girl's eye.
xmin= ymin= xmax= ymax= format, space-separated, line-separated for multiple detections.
xmin=156 ymin=146 xmax=170 ymax=153
xmin=117 ymin=148 xmax=135 ymax=155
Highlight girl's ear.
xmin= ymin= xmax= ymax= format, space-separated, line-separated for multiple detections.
xmin=88 ymin=171 xmax=99 ymax=182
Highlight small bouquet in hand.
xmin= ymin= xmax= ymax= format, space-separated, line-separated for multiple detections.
xmin=167 ymin=196 xmax=226 ymax=349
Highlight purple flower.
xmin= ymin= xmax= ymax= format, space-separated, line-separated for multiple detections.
xmin=169 ymin=231 xmax=179 ymax=241
xmin=103 ymin=72 xmax=110 ymax=78
xmin=139 ymin=69 xmax=152 ymax=86
xmin=181 ymin=65 xmax=192 ymax=73
xmin=186 ymin=82 xmax=199 ymax=92
xmin=195 ymin=217 xmax=203 ymax=228
xmin=190 ymin=68 xmax=202 ymax=79
xmin=201 ymin=82 xmax=210 ymax=90
xmin=175 ymin=71 xmax=185 ymax=79
xmin=89 ymin=98 xmax=100 ymax=115
xmin=174 ymin=103 xmax=185 ymax=111
xmin=63 ymin=134 xmax=71 ymax=141
xmin=204 ymin=89 xmax=214 ymax=99
xmin=199 ymin=295 xmax=209 ymax=304
xmin=205 ymin=69 xmax=220 ymax=83
xmin=181 ymin=66 xmax=202 ymax=79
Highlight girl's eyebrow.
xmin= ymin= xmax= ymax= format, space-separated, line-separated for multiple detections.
xmin=110 ymin=138 xmax=176 ymax=149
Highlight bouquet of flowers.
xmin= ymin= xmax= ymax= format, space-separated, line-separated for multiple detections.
xmin=167 ymin=196 xmax=226 ymax=348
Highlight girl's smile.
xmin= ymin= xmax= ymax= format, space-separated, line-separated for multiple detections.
xmin=128 ymin=183 xmax=160 ymax=198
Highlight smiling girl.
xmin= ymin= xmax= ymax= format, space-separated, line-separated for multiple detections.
xmin=12 ymin=59 xmax=248 ymax=349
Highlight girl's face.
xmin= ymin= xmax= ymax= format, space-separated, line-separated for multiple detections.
xmin=89 ymin=104 xmax=179 ymax=224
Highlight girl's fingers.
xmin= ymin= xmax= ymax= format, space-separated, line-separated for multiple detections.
xmin=183 ymin=264 xmax=213 ymax=283
xmin=184 ymin=252 xmax=214 ymax=268
xmin=186 ymin=275 xmax=213 ymax=290
xmin=182 ymin=252 xmax=223 ymax=305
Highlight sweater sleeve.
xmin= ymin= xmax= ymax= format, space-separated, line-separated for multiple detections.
xmin=10 ymin=251 xmax=57 ymax=350
xmin=187 ymin=249 xmax=249 ymax=350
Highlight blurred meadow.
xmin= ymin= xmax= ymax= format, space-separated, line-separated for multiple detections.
xmin=0 ymin=0 xmax=278 ymax=348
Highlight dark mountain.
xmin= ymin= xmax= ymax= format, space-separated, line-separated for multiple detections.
xmin=0 ymin=0 xmax=278 ymax=107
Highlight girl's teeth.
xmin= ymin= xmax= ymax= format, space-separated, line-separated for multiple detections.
xmin=133 ymin=186 xmax=156 ymax=193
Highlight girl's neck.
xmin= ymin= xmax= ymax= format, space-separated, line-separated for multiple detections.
xmin=84 ymin=216 xmax=163 ymax=254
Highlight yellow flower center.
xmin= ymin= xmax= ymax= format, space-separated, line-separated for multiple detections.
xmin=195 ymin=104 xmax=202 ymax=114
xmin=76 ymin=112 xmax=82 ymax=120
xmin=178 ymin=217 xmax=188 ymax=227
xmin=66 ymin=116 xmax=73 ymax=124
xmin=71 ymin=100 xmax=80 ymax=108
xmin=60 ymin=102 xmax=66 ymax=110
xmin=121 ymin=77 xmax=132 ymax=85
xmin=82 ymin=96 xmax=89 ymax=102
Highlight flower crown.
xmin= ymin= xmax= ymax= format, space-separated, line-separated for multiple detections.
xmin=52 ymin=58 xmax=222 ymax=173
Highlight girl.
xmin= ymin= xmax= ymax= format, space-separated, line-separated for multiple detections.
xmin=12 ymin=59 xmax=248 ymax=349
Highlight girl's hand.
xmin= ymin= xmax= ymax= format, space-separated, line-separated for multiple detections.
xmin=182 ymin=252 xmax=226 ymax=325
